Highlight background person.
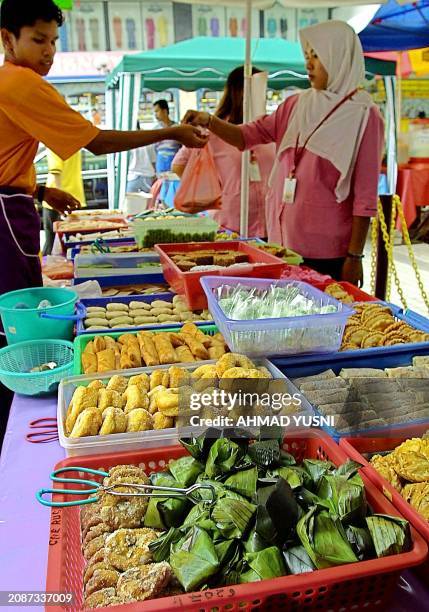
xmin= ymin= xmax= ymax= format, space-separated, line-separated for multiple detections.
xmin=126 ymin=122 xmax=157 ymax=193
xmin=172 ymin=66 xmax=275 ymax=238
xmin=42 ymin=148 xmax=85 ymax=255
xmin=183 ymin=21 xmax=384 ymax=286
xmin=153 ymin=99 xmax=181 ymax=173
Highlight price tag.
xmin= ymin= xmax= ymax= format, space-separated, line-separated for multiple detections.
xmin=283 ymin=177 xmax=297 ymax=204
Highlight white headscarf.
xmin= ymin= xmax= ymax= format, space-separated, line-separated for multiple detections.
xmin=272 ymin=20 xmax=374 ymax=202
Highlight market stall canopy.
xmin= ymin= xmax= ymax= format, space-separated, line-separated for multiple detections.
xmin=366 ymin=48 xmax=429 ymax=76
xmin=360 ymin=0 xmax=429 ymax=51
xmin=106 ymin=36 xmax=395 ymax=92
xmin=54 ymin=0 xmax=386 ymax=8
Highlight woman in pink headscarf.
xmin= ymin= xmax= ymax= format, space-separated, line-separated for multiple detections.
xmin=184 ymin=21 xmax=384 ymax=286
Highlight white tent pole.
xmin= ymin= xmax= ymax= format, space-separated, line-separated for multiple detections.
xmin=105 ymin=87 xmax=116 ymax=210
xmin=240 ymin=0 xmax=252 ymax=238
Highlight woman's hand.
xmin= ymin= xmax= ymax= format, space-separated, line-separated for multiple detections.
xmin=173 ymin=125 xmax=208 ymax=148
xmin=44 ymin=187 xmax=81 ymax=215
xmin=341 ymin=256 xmax=363 ymax=287
xmin=182 ymin=110 xmax=211 ymax=127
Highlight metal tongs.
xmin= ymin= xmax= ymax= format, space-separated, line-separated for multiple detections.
xmin=36 ymin=466 xmax=216 ymax=508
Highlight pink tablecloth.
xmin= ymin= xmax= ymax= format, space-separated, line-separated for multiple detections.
xmin=0 ymin=394 xmax=428 ymax=610
xmin=397 ymin=162 xmax=429 ymax=228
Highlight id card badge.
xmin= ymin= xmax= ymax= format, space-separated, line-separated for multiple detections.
xmin=249 ymin=160 xmax=261 ymax=182
xmin=283 ymin=177 xmax=297 ymax=204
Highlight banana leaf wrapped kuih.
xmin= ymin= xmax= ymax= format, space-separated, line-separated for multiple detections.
xmin=144 ymin=430 xmax=412 ymax=593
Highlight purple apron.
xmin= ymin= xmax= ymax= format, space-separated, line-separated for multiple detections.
xmin=0 ymin=190 xmax=42 ymax=296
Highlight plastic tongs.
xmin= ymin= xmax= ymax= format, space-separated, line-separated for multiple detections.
xmin=36 ymin=467 xmax=216 ymax=508
xmin=91 ymin=238 xmax=111 ymax=254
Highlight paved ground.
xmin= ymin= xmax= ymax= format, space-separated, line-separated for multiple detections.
xmin=362 ymin=239 xmax=429 ymax=316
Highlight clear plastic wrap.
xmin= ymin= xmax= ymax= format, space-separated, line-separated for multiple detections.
xmin=217 ymin=283 xmax=338 ymax=320
xmin=201 ymin=277 xmax=354 ymax=357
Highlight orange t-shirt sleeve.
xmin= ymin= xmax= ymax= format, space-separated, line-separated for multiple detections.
xmin=1 ymin=69 xmax=100 ymax=160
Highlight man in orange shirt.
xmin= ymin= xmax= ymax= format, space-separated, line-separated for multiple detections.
xmin=0 ymin=0 xmax=207 ymax=298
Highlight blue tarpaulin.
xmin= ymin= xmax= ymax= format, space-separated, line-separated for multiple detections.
xmin=360 ymin=0 xmax=429 ymax=51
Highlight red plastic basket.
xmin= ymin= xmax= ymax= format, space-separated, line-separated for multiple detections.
xmin=339 ymin=423 xmax=429 ymax=547
xmin=154 ymin=241 xmax=287 ymax=310
xmin=310 ymin=281 xmax=378 ymax=303
xmin=44 ymin=429 xmax=427 ymax=611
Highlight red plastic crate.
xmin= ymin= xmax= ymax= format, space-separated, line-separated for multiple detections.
xmin=154 ymin=241 xmax=287 ymax=310
xmin=44 ymin=429 xmax=427 ymax=612
xmin=340 ymin=423 xmax=429 ymax=547
xmin=311 ymin=280 xmax=378 ymax=303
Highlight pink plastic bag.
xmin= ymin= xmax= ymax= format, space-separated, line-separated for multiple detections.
xmin=174 ymin=146 xmax=222 ymax=214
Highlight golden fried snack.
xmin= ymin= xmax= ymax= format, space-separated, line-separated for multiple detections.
xmin=66 ymin=387 xmax=99 ymax=434
xmin=153 ymin=412 xmax=174 ymax=429
xmin=99 ymin=407 xmax=127 ymax=435
xmin=137 ymin=331 xmax=159 ymax=367
xmin=148 ymin=386 xmax=167 ymax=415
xmin=181 ymin=322 xmax=212 ymax=347
xmin=85 ymin=569 xmax=120 ymax=598
xmin=169 ymin=332 xmax=185 ymax=347
xmin=96 ymin=349 xmax=116 ymax=373
xmin=115 ymin=562 xmax=172 ymax=602
xmin=155 ymin=390 xmax=179 ymax=417
xmin=83 ymin=532 xmax=110 ymax=561
xmin=83 ymin=340 xmax=96 ymax=354
xmin=82 ymin=353 xmax=97 ymax=375
xmin=126 ymin=408 xmax=153 ymax=432
xmin=106 ymin=374 xmax=128 ymax=394
xmin=221 ymin=367 xmax=269 ymax=379
xmin=150 ymin=370 xmax=170 ymax=390
xmin=106 ymin=466 xmax=148 ymax=484
xmin=96 ymin=477 xmax=149 ymax=531
xmin=208 ymin=343 xmax=226 ymax=360
xmin=216 ymin=353 xmax=255 ymax=377
xmin=168 ymin=365 xmax=189 ymax=388
xmin=84 ymin=587 xmax=121 ymax=609
xmin=88 ymin=380 xmax=105 ymax=390
xmin=98 ymin=389 xmax=123 ymax=411
xmin=69 ymin=408 xmax=102 ymax=438
xmin=181 ymin=333 xmax=209 ymax=360
xmin=82 ymin=523 xmax=112 ymax=551
xmin=127 ymin=373 xmax=150 ymax=392
xmin=402 ymin=482 xmax=429 ymax=520
xmin=127 ymin=341 xmax=142 ymax=368
xmin=192 ymin=364 xmax=218 ymax=379
xmin=123 ymin=385 xmax=149 ymax=413
xmin=370 ymin=454 xmax=402 ymax=492
xmin=117 ymin=333 xmax=134 ymax=345
xmin=119 ymin=347 xmax=133 ymax=370
xmin=93 ymin=336 xmax=106 ymax=353
xmin=104 ymin=336 xmax=117 ymax=351
xmin=83 ymin=559 xmax=115 ymax=587
xmin=361 ymin=332 xmax=385 ymax=348
xmin=152 ymin=334 xmax=177 ymax=365
xmin=175 ymin=344 xmax=195 ymax=363
xmin=105 ymin=528 xmax=159 ymax=571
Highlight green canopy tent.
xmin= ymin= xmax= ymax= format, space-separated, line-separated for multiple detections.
xmin=105 ymin=36 xmax=396 ymax=210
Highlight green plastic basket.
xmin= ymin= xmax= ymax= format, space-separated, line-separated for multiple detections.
xmin=0 ymin=287 xmax=79 ymax=344
xmin=73 ymin=324 xmax=218 ymax=375
xmin=0 ymin=339 xmax=74 ymax=396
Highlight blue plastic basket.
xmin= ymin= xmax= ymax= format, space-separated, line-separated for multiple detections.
xmin=200 ymin=276 xmax=354 ymax=358
xmin=271 ymin=302 xmax=429 ymax=376
xmin=0 ymin=339 xmax=74 ymax=396
xmin=277 ymin=353 xmax=429 ymax=441
xmin=76 ymin=292 xmax=213 ymax=336
xmin=72 ymin=271 xmax=166 ymax=287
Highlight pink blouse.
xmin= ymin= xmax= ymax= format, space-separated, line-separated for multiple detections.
xmin=173 ymin=134 xmax=275 ymax=237
xmin=241 ymin=95 xmax=385 ymax=258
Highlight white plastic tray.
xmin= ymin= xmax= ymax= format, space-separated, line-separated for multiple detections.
xmin=57 ymin=359 xmax=297 ymax=457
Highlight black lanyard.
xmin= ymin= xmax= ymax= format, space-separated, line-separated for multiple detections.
xmin=290 ymin=89 xmax=358 ymax=178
